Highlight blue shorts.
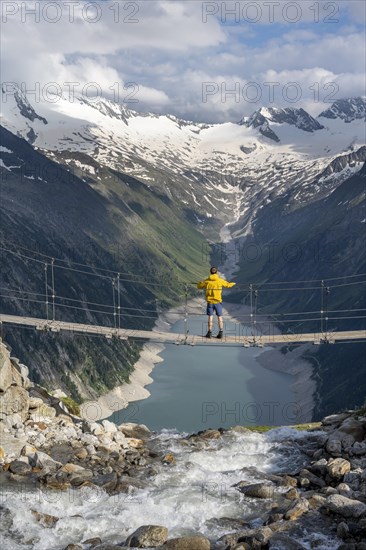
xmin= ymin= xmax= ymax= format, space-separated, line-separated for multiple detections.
xmin=206 ymin=302 xmax=223 ymax=316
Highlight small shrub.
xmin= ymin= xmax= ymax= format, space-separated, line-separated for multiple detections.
xmin=60 ymin=396 xmax=80 ymax=416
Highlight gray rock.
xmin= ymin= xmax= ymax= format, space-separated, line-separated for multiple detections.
xmin=74 ymin=447 xmax=88 ymax=460
xmin=113 ymin=431 xmax=127 ymax=445
xmin=18 ymin=364 xmax=31 ymax=388
xmin=92 ymin=472 xmax=117 ymax=492
xmin=339 ymin=418 xmax=365 ymax=442
xmin=312 ymin=449 xmax=324 ymax=460
xmin=326 ymin=437 xmax=342 ymax=457
xmin=30 ymin=403 xmax=57 ymax=421
xmin=247 ymin=527 xmax=272 ymax=544
xmin=28 ymin=397 xmax=44 ymax=409
xmin=307 ymin=493 xmax=327 ymax=509
xmin=322 ymin=486 xmax=338 ymax=495
xmin=89 ymin=422 xmax=104 ymax=436
xmin=217 ymin=532 xmax=249 ymax=548
xmin=323 ymin=413 xmax=352 ymax=426
xmin=43 ymin=475 xmax=71 ymax=490
xmin=31 ymin=509 xmax=59 ymax=528
xmin=235 ymin=482 xmax=274 ymax=499
xmin=268 ymin=533 xmax=306 ymax=549
xmin=285 ymin=488 xmax=300 ymax=501
xmin=326 ymin=429 xmax=356 ymax=450
xmin=0 ymin=349 xmax=13 ymax=393
xmin=341 ymin=433 xmax=357 ymax=450
xmin=299 ymin=468 xmax=325 ymax=488
xmin=163 ymin=536 xmax=210 ymax=549
xmin=337 ymin=521 xmax=350 ymax=539
xmin=21 ymin=444 xmax=37 ymax=456
xmin=126 ymin=525 xmax=169 ymax=547
xmin=217 ymin=527 xmax=272 ymax=549
xmin=344 ymin=470 xmax=362 ymax=490
xmin=2 ymin=413 xmax=24 ymax=430
xmin=82 ymin=537 xmax=102 ymax=547
xmin=280 ymin=475 xmax=298 ymax=488
xmin=86 ymin=444 xmax=97 ymax=456
xmin=312 ymin=433 xmax=329 ymax=446
xmin=118 ymin=423 xmax=151 ymax=440
xmin=325 ymin=494 xmax=366 ymax=518
xmin=327 ymin=458 xmax=351 ymax=479
xmin=309 ymin=458 xmax=328 ymax=477
xmin=284 ymin=498 xmax=309 ymax=520
xmin=199 ymin=429 xmax=222 ymax=440
xmin=0 ymin=386 xmax=29 ymax=421
xmin=80 ymin=419 xmax=92 ymax=433
xmin=101 ymin=420 xmax=117 ymax=433
xmin=352 ymin=442 xmax=366 ymax=456
xmin=60 ymin=463 xmax=93 ymax=486
xmin=29 ymin=451 xmax=62 ymax=474
xmin=337 ymin=483 xmax=352 ymax=496
xmin=49 ymin=442 xmax=81 ymax=464
xmin=9 ymin=359 xmax=24 ymax=387
xmin=9 ymin=459 xmax=32 ymax=475
xmin=80 ymin=433 xmax=99 ymax=446
xmin=205 ymin=517 xmax=249 ymax=532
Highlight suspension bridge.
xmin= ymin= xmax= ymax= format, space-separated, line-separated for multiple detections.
xmin=0 ymin=314 xmax=365 ymax=346
xmin=1 ymin=244 xmax=366 ymax=347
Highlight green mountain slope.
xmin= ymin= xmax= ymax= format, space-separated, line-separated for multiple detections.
xmin=0 ymin=126 xmax=206 ymax=400
xmin=231 ymin=163 xmax=366 ymax=416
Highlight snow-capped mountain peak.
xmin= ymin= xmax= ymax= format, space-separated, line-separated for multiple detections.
xmin=0 ymin=91 xmax=365 ymax=240
xmin=77 ymin=95 xmax=137 ymax=125
xmin=1 ymin=87 xmax=48 ymax=126
xmin=241 ymin=106 xmax=324 ymax=140
xmin=239 ymin=109 xmax=280 ymax=142
xmin=1 ymin=91 xmax=365 ymax=209
xmin=318 ymin=97 xmax=366 ymax=123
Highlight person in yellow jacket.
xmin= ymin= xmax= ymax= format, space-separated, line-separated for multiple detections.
xmin=197 ymin=267 xmax=236 ymax=339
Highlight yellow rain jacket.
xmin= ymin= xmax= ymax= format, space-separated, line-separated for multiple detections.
xmin=197 ymin=273 xmax=236 ymax=304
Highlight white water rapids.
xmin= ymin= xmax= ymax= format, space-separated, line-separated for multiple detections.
xmin=0 ymin=427 xmax=339 ymax=549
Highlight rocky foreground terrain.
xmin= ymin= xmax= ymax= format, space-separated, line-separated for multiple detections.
xmin=1 ymin=338 xmax=366 ymax=549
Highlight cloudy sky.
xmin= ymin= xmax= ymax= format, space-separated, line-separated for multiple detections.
xmin=1 ymin=0 xmax=365 ymax=122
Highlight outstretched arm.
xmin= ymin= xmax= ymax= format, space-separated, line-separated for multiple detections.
xmin=197 ymin=280 xmax=207 ymax=289
xmin=222 ymin=280 xmax=236 ymax=288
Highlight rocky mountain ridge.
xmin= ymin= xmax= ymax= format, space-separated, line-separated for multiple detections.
xmin=319 ymin=97 xmax=366 ymax=123
xmin=2 ymin=92 xmax=365 ymax=234
xmin=240 ymin=106 xmax=325 ymax=142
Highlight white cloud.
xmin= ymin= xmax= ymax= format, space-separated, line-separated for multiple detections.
xmin=135 ymin=85 xmax=170 ymax=107
xmin=1 ymin=1 xmax=226 ymax=54
xmin=0 ymin=0 xmax=364 ymax=123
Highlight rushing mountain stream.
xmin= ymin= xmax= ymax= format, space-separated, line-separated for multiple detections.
xmin=0 ymin=428 xmax=339 ymax=549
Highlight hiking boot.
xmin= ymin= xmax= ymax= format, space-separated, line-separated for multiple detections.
xmin=205 ymin=330 xmax=212 ymax=338
xmin=216 ymin=330 xmax=223 ymax=339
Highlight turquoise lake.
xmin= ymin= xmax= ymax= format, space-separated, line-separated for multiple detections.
xmin=109 ymin=315 xmax=301 ymax=433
